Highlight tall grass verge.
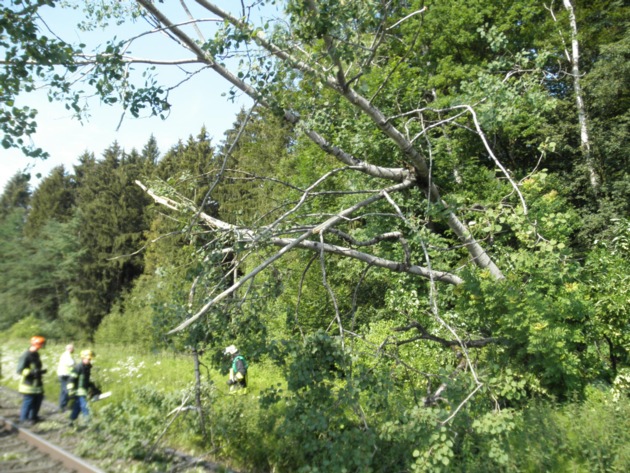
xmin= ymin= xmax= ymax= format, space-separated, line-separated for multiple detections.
xmin=2 ymin=338 xmax=628 ymax=472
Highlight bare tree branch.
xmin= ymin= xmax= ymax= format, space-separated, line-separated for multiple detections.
xmin=326 ymin=229 xmax=403 ymax=247
xmin=161 ymin=179 xmax=421 ymax=333
xmin=271 ymin=237 xmax=462 ymax=285
xmin=393 ymin=321 xmax=501 ymax=348
xmin=320 ymin=232 xmax=345 ymax=348
xmin=135 ymin=0 xmax=505 ymax=279
xmin=386 ymin=7 xmax=428 ymax=31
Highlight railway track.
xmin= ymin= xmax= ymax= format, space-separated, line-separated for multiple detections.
xmin=0 ymin=386 xmax=105 ymax=472
xmin=1 ymin=417 xmax=105 ymax=473
xmin=0 ymin=386 xmax=241 ymax=473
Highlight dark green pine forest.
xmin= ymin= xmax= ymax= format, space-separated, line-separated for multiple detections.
xmin=1 ymin=0 xmax=629 ymax=471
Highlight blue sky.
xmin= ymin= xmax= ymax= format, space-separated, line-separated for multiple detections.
xmin=0 ymin=0 xmax=273 ymax=191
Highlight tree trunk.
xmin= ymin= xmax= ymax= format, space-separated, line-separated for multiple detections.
xmin=563 ymin=0 xmax=599 ymax=193
xmin=192 ymin=347 xmax=208 ymax=440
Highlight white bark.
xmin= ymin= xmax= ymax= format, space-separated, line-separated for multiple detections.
xmin=138 ymin=178 xmax=467 ymax=333
xmin=131 ymin=0 xmax=516 ymax=335
xmin=174 ymin=0 xmax=504 ymax=279
xmin=562 ymin=0 xmax=599 ymax=191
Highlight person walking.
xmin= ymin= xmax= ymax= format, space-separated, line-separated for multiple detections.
xmin=16 ymin=336 xmax=47 ymax=425
xmin=56 ymin=344 xmax=75 ymax=412
xmin=68 ymin=349 xmax=96 ymax=425
xmin=224 ymin=345 xmax=248 ymax=394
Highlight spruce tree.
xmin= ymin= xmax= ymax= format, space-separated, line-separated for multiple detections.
xmin=215 ymin=107 xmax=294 ymax=226
xmin=0 ymin=171 xmax=30 ymax=218
xmin=24 ymin=165 xmax=75 ymax=238
xmin=72 ymin=142 xmax=151 ymax=333
xmin=0 ymin=207 xmax=30 ymax=329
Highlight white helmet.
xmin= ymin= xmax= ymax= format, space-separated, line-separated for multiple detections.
xmin=224 ymin=345 xmax=238 ymax=355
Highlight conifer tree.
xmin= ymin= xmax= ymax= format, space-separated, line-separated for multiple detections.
xmin=155 ymin=127 xmax=216 ymax=207
xmin=215 ymin=107 xmax=293 ymax=226
xmin=0 ymin=171 xmax=30 ymax=218
xmin=140 ymin=134 xmax=161 ymax=176
xmin=72 ymin=142 xmax=152 ymax=333
xmin=24 ymin=165 xmax=75 ymax=238
xmin=95 ymin=130 xmax=219 ymax=345
xmin=0 ymin=207 xmax=30 ymax=329
xmin=0 ymin=169 xmax=82 ymax=330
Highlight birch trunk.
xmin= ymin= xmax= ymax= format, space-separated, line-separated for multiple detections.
xmin=563 ymin=0 xmax=599 ymax=192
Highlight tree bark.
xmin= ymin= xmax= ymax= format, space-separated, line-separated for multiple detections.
xmin=137 ymin=0 xmax=505 ymax=280
xmin=563 ymin=0 xmax=599 ymax=192
xmin=192 ymin=347 xmax=208 ymax=440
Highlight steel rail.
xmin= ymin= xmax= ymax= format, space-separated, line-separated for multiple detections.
xmin=1 ymin=416 xmax=107 ymax=473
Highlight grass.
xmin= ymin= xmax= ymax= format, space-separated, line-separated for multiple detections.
xmin=1 ymin=337 xmax=285 ymax=471
xmin=5 ymin=338 xmax=628 ymax=472
xmin=1 ymin=340 xmax=198 ymax=406
xmin=1 ymin=337 xmax=283 ymax=408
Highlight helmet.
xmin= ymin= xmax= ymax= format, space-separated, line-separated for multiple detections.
xmin=30 ymin=336 xmax=46 ymax=348
xmin=224 ymin=345 xmax=238 ymax=355
xmin=80 ymin=349 xmax=95 ymax=360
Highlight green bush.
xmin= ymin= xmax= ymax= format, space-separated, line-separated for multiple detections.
xmin=4 ymin=338 xmax=629 ymax=473
xmin=472 ymin=392 xmax=630 ymax=473
xmin=95 ymin=301 xmax=155 ymax=350
xmin=3 ymin=314 xmax=46 ymax=339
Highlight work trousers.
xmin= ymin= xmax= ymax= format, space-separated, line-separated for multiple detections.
xmin=69 ymin=396 xmax=89 ymax=421
xmin=58 ymin=376 xmax=70 ymax=411
xmin=20 ymin=393 xmax=43 ymax=422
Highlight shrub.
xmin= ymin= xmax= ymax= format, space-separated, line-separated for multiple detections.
xmin=3 ymin=314 xmax=46 ymax=339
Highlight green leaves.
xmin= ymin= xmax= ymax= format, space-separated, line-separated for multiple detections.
xmin=284 ymin=330 xmax=348 ymax=391
xmin=0 ymin=1 xmax=628 ymax=470
xmin=469 ymin=410 xmax=519 ymax=467
xmin=413 ymin=426 xmax=455 ymax=472
xmin=0 ymin=0 xmax=84 ymax=158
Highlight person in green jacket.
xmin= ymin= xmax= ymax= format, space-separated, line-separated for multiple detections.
xmin=224 ymin=345 xmax=248 ymax=394
xmin=68 ymin=349 xmax=96 ymax=425
xmin=16 ymin=336 xmax=47 ymax=425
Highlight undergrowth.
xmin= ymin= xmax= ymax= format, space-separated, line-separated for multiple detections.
xmin=2 ymin=339 xmax=629 ymax=472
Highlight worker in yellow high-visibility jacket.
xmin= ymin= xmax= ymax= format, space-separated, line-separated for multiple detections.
xmin=67 ymin=349 xmax=96 ymax=425
xmin=16 ymin=336 xmax=47 ymax=425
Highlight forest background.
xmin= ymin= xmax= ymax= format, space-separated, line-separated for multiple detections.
xmin=1 ymin=1 xmax=629 ymax=472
